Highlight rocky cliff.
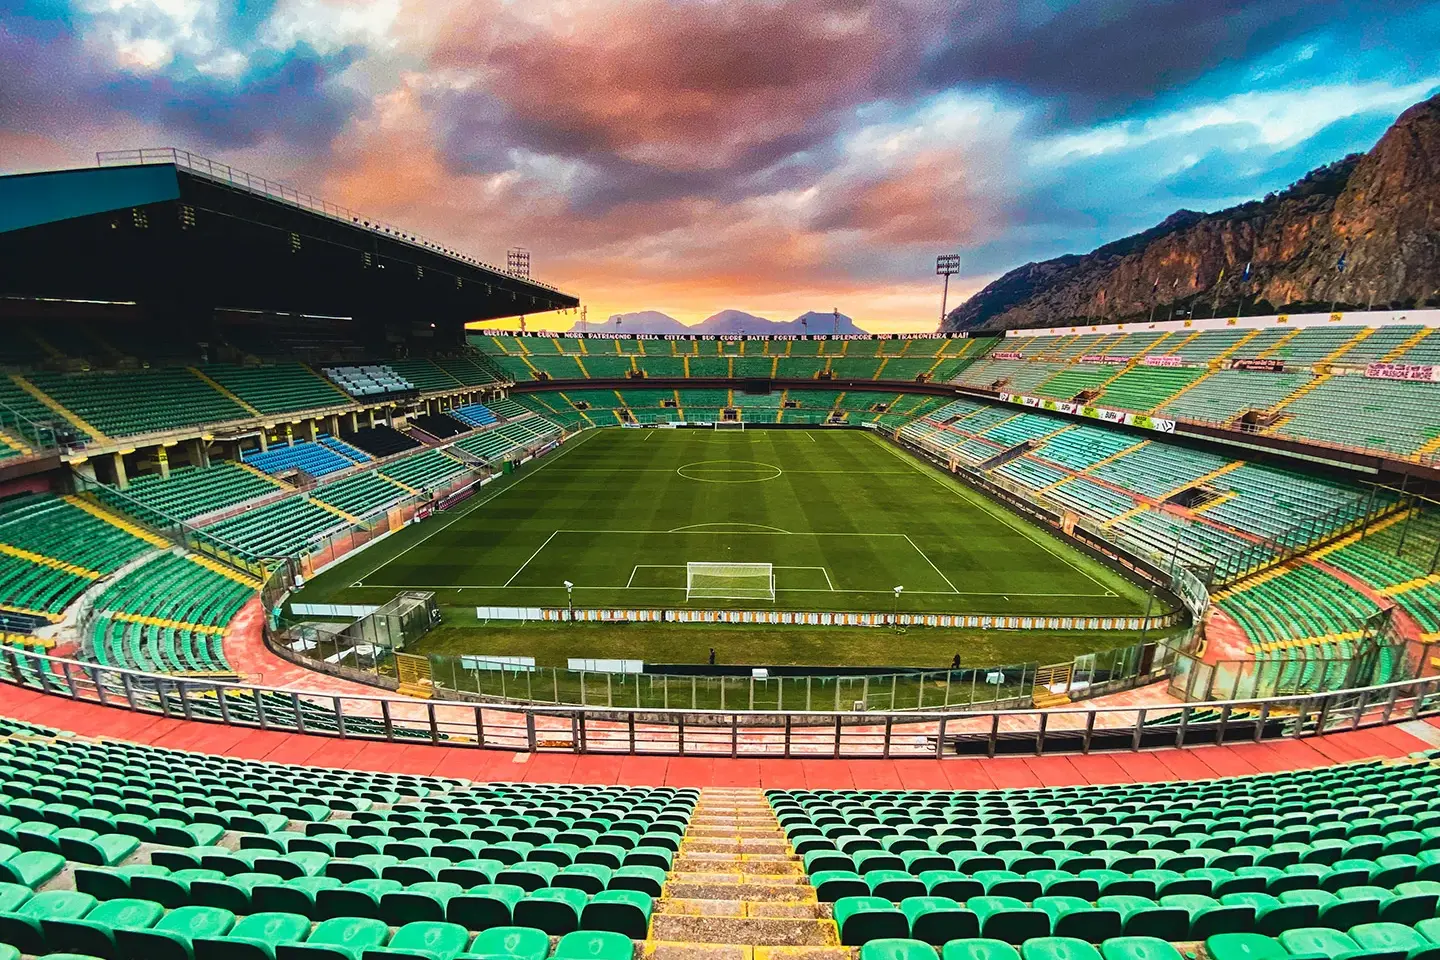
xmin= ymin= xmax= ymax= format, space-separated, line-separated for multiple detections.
xmin=944 ymin=93 xmax=1440 ymax=331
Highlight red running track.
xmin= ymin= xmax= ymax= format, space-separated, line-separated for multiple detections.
xmin=3 ymin=684 xmax=1437 ymax=788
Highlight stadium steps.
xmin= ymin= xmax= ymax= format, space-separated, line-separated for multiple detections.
xmin=1267 ymin=374 xmax=1333 ymax=416
xmin=1383 ymin=327 xmax=1435 ymax=360
xmin=1325 ymin=327 xmax=1377 ymax=364
xmin=11 ymin=373 xmax=109 ymax=441
xmin=0 ymin=428 xmax=32 ymax=457
xmin=62 ymin=495 xmax=171 ymax=549
xmin=1417 ymin=432 xmax=1440 ymax=459
xmin=648 ymin=789 xmax=840 ymax=951
xmin=308 ymin=496 xmax=363 ymax=525
xmin=1158 ymin=460 xmax=1245 ymax=501
xmin=0 ymin=542 xmax=102 ymax=580
xmin=186 ymin=552 xmax=263 ymax=590
xmin=575 ymin=356 xmax=592 ymax=377
xmin=188 ymin=367 xmax=262 ymax=418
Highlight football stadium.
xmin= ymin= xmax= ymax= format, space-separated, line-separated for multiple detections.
xmin=0 ymin=107 xmax=1439 ymax=960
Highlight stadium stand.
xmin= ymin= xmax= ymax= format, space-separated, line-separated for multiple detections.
xmin=87 ymin=552 xmax=253 ymax=674
xmin=451 ymin=403 xmax=499 ymax=428
xmin=380 ymin=449 xmax=469 ymax=491
xmin=24 ymin=368 xmax=250 ymax=438
xmin=311 ymin=472 xmax=411 ymax=518
xmin=323 ymin=365 xmax=416 ymax=398
xmin=96 ymin=462 xmax=287 ymax=523
xmin=346 ymin=426 xmax=423 ymax=459
xmin=201 ymin=364 xmax=352 ymax=414
xmin=201 ymin=496 xmax=350 ymax=558
xmin=411 ymin=412 xmax=470 ymax=439
xmin=245 ymin=441 xmax=355 ymax=479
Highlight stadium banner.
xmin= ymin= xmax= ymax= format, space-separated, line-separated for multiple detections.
xmin=1078 ymin=354 xmax=1129 ymax=364
xmin=460 ymin=655 xmax=536 ymax=671
xmin=495 ymin=606 xmax=1171 ymax=629
xmin=992 ymin=351 xmax=1024 ymax=360
xmin=1365 ymin=362 xmax=1440 ymax=381
xmin=1124 ymin=412 xmax=1176 ymax=433
xmin=996 ymin=391 xmax=1175 ymax=433
xmin=291 ymin=603 xmax=379 ymax=618
xmin=568 ymin=658 xmax=644 ymax=673
xmin=477 ymin=329 xmax=968 ymax=341
xmin=1141 ymin=355 xmax=1184 ymax=367
xmin=1230 ymin=358 xmax=1287 ymax=372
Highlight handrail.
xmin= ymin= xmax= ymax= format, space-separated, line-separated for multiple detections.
xmin=95 ymin=148 xmax=562 ymax=294
xmin=4 ymin=646 xmax=1435 ymax=757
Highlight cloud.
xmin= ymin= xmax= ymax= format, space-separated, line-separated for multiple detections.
xmin=922 ymin=0 xmax=1435 ymax=122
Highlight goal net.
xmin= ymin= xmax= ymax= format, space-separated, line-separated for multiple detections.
xmin=686 ymin=561 xmax=775 ymax=601
xmin=715 ymin=420 xmax=744 ymax=430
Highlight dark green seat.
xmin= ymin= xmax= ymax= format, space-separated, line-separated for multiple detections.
xmin=1350 ymin=922 xmax=1440 ymax=960
xmin=582 ymin=889 xmax=652 ymax=939
xmin=513 ymin=887 xmax=587 ymax=935
xmin=860 ymin=940 xmax=941 ymax=960
xmin=835 ymin=896 xmax=909 ymax=946
xmin=0 ymin=888 xmax=96 ymax=954
xmin=252 ymin=877 xmax=343 ymax=920
xmin=968 ymin=896 xmax=1049 ymax=945
xmin=1096 ymin=896 xmax=1187 ymax=940
xmin=381 ymin=881 xmax=463 ymax=925
xmin=1034 ymin=897 xmax=1121 ymax=943
xmin=900 ymin=896 xmax=977 ymax=945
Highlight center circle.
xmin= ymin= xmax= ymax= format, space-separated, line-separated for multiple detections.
xmin=676 ymin=459 xmax=783 ymax=483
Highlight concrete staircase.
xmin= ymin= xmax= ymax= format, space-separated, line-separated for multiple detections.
xmin=647 ymin=788 xmax=846 ymax=960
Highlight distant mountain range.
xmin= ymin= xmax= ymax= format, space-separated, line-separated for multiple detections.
xmin=942 ymin=91 xmax=1440 ymax=331
xmin=568 ymin=309 xmax=869 ymax=335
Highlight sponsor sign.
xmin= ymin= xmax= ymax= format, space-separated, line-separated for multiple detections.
xmin=1366 ymin=362 xmax=1440 ymax=382
xmin=1230 ymin=358 xmax=1287 ymax=372
xmin=1142 ymin=355 xmax=1184 ymax=367
xmin=1079 ymin=354 xmax=1129 ymax=364
xmin=477 ymin=329 xmax=968 ymax=341
xmin=992 ymin=351 xmax=1023 ymax=360
xmin=997 ymin=392 xmax=1174 ymax=434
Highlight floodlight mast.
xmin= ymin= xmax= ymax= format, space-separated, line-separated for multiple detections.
xmin=563 ymin=580 xmax=574 ymax=620
xmin=936 ymin=254 xmax=962 ymax=330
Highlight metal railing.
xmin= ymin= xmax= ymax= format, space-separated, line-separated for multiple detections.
xmin=4 ymin=646 xmax=1436 ymax=757
xmin=95 ymin=148 xmax=562 ymax=293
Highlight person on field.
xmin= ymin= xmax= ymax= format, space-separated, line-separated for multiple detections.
xmin=709 ymin=648 xmax=716 ymax=666
xmin=951 ymin=653 xmax=961 ymax=670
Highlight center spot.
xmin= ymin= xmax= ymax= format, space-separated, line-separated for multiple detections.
xmin=676 ymin=459 xmax=783 ymax=483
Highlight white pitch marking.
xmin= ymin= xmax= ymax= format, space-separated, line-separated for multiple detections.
xmin=503 ymin=529 xmax=560 ymax=587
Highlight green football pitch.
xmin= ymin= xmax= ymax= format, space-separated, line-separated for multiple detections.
xmin=299 ymin=428 xmax=1151 ymax=618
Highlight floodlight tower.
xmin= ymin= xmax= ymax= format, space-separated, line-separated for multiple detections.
xmin=936 ymin=254 xmax=962 ymax=330
xmin=563 ymin=580 xmax=574 ymax=621
xmin=507 ymin=247 xmax=531 ymax=279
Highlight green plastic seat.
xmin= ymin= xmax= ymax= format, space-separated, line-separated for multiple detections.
xmin=583 ymin=889 xmax=653 ymax=939
xmin=461 ymin=926 xmax=551 ymax=960
xmin=497 ymin=861 xmax=559 ymax=893
xmin=385 ymin=858 xmax=453 ymax=887
xmin=511 ymin=886 xmax=586 ymax=935
xmin=941 ymin=939 xmax=1021 ymax=960
xmin=381 ymin=881 xmax=464 ymax=925
xmin=439 ymin=859 xmax=506 ymax=889
xmin=1096 ymin=896 xmax=1187 ymax=940
xmin=74 ymin=865 xmax=169 ymax=903
xmin=1350 ymin=922 xmax=1440 ymax=960
xmin=1205 ymin=933 xmax=1288 ymax=960
xmin=276 ymin=916 xmax=391 ymax=960
xmin=860 ymin=940 xmax=941 ymax=960
xmin=1159 ymin=894 xmax=1253 ymax=938
xmin=193 ymin=872 xmax=273 ymax=913
xmin=194 ymin=911 xmax=313 ymax=960
xmin=968 ymin=896 xmax=1049 ymax=945
xmin=58 ymin=830 xmax=140 ymax=867
xmin=252 ymin=877 xmax=343 ymax=920
xmin=555 ymin=864 xmax=612 ymax=895
xmin=363 ymin=920 xmax=470 ymax=960
xmin=1020 ymin=938 xmax=1102 ymax=960
xmin=329 ymin=856 xmax=400 ymax=884
xmin=317 ymin=879 xmax=404 ymax=922
xmin=0 ymin=888 xmax=96 ymax=954
xmin=115 ymin=904 xmax=236 ymax=960
xmin=1034 ymin=897 xmax=1121 ymax=943
xmin=867 ymin=870 xmax=928 ymax=902
xmin=901 ymin=896 xmax=978 ymax=946
xmin=1278 ymin=928 xmax=1364 ymax=960
xmin=1098 ymin=937 xmax=1181 ymax=960
xmin=813 ymin=870 xmax=869 ymax=902
xmin=0 ymin=849 xmax=64 ymax=887
xmin=42 ymin=896 xmax=165 ymax=958
xmin=834 ymin=896 xmax=908 ymax=946
xmin=919 ymin=870 xmax=982 ymax=901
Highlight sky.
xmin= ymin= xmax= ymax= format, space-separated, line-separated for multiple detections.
xmin=2 ymin=0 xmax=1438 ymax=333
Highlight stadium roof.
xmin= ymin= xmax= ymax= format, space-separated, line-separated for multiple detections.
xmin=0 ymin=148 xmax=578 ymax=326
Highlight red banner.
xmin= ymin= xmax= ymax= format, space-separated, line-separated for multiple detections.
xmin=1366 ymin=362 xmax=1439 ymax=381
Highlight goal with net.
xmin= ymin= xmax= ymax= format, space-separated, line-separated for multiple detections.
xmin=686 ymin=561 xmax=775 ymax=601
xmin=715 ymin=420 xmax=744 ymax=431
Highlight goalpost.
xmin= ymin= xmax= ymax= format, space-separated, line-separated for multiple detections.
xmin=686 ymin=561 xmax=775 ymax=601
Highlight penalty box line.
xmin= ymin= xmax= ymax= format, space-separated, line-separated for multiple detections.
xmin=626 ymin=563 xmax=835 ymax=591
